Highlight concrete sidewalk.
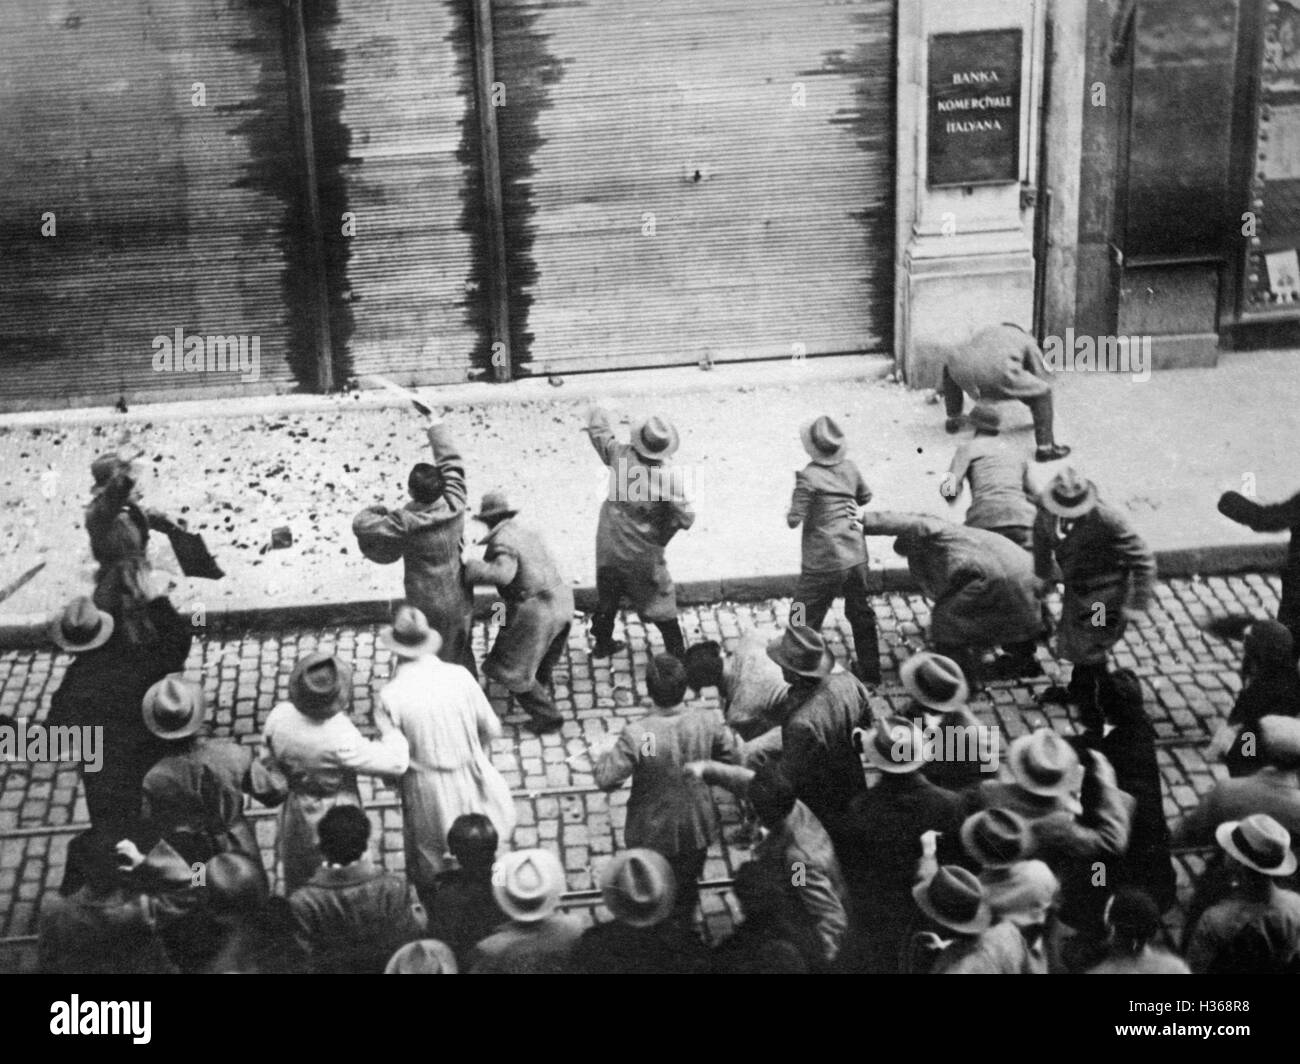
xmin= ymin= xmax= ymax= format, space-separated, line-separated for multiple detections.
xmin=0 ymin=349 xmax=1294 ymax=645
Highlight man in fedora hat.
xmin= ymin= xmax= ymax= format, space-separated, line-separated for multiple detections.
xmin=941 ymin=322 xmax=1070 ymax=463
xmin=908 ymin=864 xmax=1041 ymax=974
xmin=374 ymin=604 xmax=517 ymax=908
xmin=583 ymin=405 xmax=695 ymax=659
xmin=837 ymin=715 xmax=966 ymax=972
xmin=384 ymin=938 xmax=459 ymax=975
xmin=940 ymin=401 xmax=1038 ymax=551
xmin=787 ymin=415 xmax=881 ymax=686
xmin=856 ymin=510 xmax=1046 ymax=687
xmin=47 ymin=587 xmax=193 ymax=845
xmin=288 ymin=805 xmax=428 ymax=973
xmin=351 ymin=416 xmax=478 ymax=677
xmin=1218 ymin=485 xmax=1300 ymax=650
xmin=1033 ymin=467 xmax=1156 ymax=707
xmin=464 ymin=491 xmax=574 ymax=734
xmin=571 ymin=849 xmax=709 ymax=974
xmin=1185 ymin=813 xmax=1300 ymax=974
xmin=900 ymin=651 xmax=995 ymax=792
xmin=468 ymin=848 xmax=583 ymax=973
xmin=596 ymin=654 xmax=741 ymax=923
xmin=261 ymin=650 xmax=410 ymax=894
xmin=769 ymin=624 xmax=871 ymax=847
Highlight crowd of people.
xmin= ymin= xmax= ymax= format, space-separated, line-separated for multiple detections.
xmin=26 ymin=326 xmax=1300 ymax=973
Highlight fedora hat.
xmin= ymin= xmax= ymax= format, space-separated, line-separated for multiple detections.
xmin=968 ymin=402 xmax=1002 ymax=434
xmin=493 ymin=848 xmax=565 ymax=923
xmin=384 ymin=939 xmax=459 ymax=975
xmin=900 ymin=652 xmax=969 ymax=712
xmin=288 ymin=651 xmax=352 ymax=720
xmin=1041 ymin=466 xmax=1098 ymax=519
xmin=379 ymin=604 xmax=444 ymax=660
xmin=800 ymin=415 xmax=847 ymax=465
xmin=49 ymin=597 xmax=114 ymax=653
xmin=90 ymin=451 xmax=136 ymax=493
xmin=629 ymin=416 xmax=680 ymax=461
xmin=912 ymin=865 xmax=992 ymax=935
xmin=766 ymin=624 xmax=834 ymax=679
xmin=141 ymin=675 xmax=206 ymax=740
xmin=857 ymin=715 xmax=925 ymax=774
xmin=601 ymin=848 xmax=676 ymax=928
xmin=474 ymin=491 xmax=518 ymax=525
xmin=1007 ymin=729 xmax=1082 ymax=798
xmin=1260 ymin=715 xmax=1300 ymax=768
xmin=1216 ymin=814 xmax=1298 ymax=877
xmin=961 ymin=808 xmax=1032 ymax=868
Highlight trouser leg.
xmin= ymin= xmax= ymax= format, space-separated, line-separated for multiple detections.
xmin=842 ymin=564 xmax=882 ymax=684
xmin=942 ymin=366 xmax=966 ymax=420
xmin=592 ymin=568 xmax=623 ymax=648
xmin=536 ymin=623 xmax=570 ymax=686
xmin=667 ymin=848 xmax=707 ymax=925
xmin=654 ymin=619 xmax=686 ymax=660
xmin=1023 ymin=391 xmax=1056 ymax=450
xmin=792 ymin=571 xmax=836 ymax=631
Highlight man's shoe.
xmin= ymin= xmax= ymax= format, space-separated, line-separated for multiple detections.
xmin=523 ymin=713 xmax=565 ymax=735
xmin=1034 ymin=444 xmax=1072 ymax=463
xmin=591 ymin=639 xmax=625 ymax=659
xmin=1036 ymin=684 xmax=1071 ymax=706
xmin=945 ymin=417 xmax=963 ymax=434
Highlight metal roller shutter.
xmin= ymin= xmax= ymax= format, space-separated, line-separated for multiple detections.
xmin=0 ymin=0 xmax=301 ymax=410
xmin=492 ymin=0 xmax=896 ymax=376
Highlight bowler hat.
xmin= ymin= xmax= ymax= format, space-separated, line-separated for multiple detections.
xmin=800 ymin=415 xmax=848 ymax=465
xmin=912 ymin=865 xmax=992 ymax=935
xmin=900 ymin=652 xmax=969 ymax=712
xmin=384 ymin=939 xmax=459 ymax=975
xmin=961 ymin=808 xmax=1032 ymax=868
xmin=141 ymin=674 xmax=206 ymax=740
xmin=857 ymin=715 xmax=926 ymax=774
xmin=379 ymin=604 xmax=443 ymax=660
xmin=601 ymin=848 xmax=676 ymax=928
xmin=1041 ymin=466 xmax=1098 ymax=519
xmin=493 ymin=848 xmax=565 ymax=923
xmin=1216 ymin=814 xmax=1298 ymax=877
xmin=629 ymin=416 xmax=680 ymax=461
xmin=49 ymin=597 xmax=114 ymax=653
xmin=288 ymin=651 xmax=352 ymax=720
xmin=475 ymin=491 xmax=518 ymax=524
xmin=766 ymin=624 xmax=834 ymax=679
xmin=968 ymin=402 xmax=1002 ymax=434
xmin=1007 ymin=728 xmax=1082 ymax=798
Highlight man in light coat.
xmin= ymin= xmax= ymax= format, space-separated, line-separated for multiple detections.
xmin=352 ymin=417 xmax=477 ymax=677
xmin=583 ymin=406 xmax=695 ymax=659
xmin=465 ymin=492 xmax=574 ymax=734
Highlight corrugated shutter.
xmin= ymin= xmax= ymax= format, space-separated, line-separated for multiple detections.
xmin=492 ymin=0 xmax=896 ymax=376
xmin=0 ymin=0 xmax=301 ymax=410
xmin=322 ymin=0 xmax=481 ymax=387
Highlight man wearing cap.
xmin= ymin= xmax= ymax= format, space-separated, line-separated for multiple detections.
xmin=374 ymin=605 xmax=517 ymax=907
xmin=351 ymin=416 xmax=478 ymax=677
xmin=908 ymin=865 xmax=1041 ymax=974
xmin=571 ymin=849 xmax=710 ymax=974
xmin=900 ymin=651 xmax=996 ymax=791
xmin=787 ymin=415 xmax=881 ymax=686
xmin=261 ymin=650 xmax=410 ymax=893
xmin=1218 ymin=486 xmax=1300 ymax=650
xmin=1033 ymin=467 xmax=1156 ymax=705
xmin=940 ymin=402 xmax=1038 ymax=551
xmin=837 ymin=715 xmax=967 ymax=973
xmin=583 ymin=405 xmax=695 ymax=659
xmin=595 ymin=654 xmax=741 ymax=922
xmin=856 ymin=510 xmax=1046 ymax=686
xmin=1184 ymin=814 xmax=1300 ymax=974
xmin=467 ymin=848 xmax=583 ymax=974
xmin=47 ymin=586 xmax=193 ymax=844
xmin=464 ymin=491 xmax=574 ymax=734
xmin=288 ymin=805 xmax=428 ymax=973
xmin=941 ymin=322 xmax=1070 ymax=463
xmin=767 ymin=624 xmax=871 ymax=848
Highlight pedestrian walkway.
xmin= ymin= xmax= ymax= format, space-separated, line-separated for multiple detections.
xmin=0 ymin=572 xmax=1277 ymax=971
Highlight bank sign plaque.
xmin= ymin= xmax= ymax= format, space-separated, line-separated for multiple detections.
xmin=928 ymin=29 xmax=1022 ymax=187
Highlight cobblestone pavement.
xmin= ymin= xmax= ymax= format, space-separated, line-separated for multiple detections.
xmin=0 ymin=573 xmax=1283 ymax=972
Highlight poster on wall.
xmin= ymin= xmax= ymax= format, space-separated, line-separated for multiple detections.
xmin=927 ymin=29 xmax=1022 ymax=187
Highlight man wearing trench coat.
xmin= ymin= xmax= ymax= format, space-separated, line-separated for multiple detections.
xmin=464 ymin=493 xmax=574 ymax=733
xmin=352 ymin=421 xmax=477 ymax=677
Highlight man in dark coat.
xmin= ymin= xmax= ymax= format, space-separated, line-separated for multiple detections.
xmin=857 ymin=510 xmax=1046 ymax=686
xmin=838 ymin=715 xmax=967 ymax=973
xmin=583 ymin=406 xmax=695 ymax=659
xmin=47 ymin=589 xmax=193 ymax=847
xmin=787 ymin=415 xmax=881 ymax=685
xmin=426 ymin=813 xmax=507 ymax=966
xmin=464 ymin=491 xmax=574 ymax=733
xmin=942 ymin=323 xmax=1070 ymax=463
xmin=351 ymin=418 xmax=477 ymax=677
xmin=1220 ymin=621 xmax=1300 ymax=776
xmin=1219 ymin=487 xmax=1300 ymax=650
xmin=768 ymin=624 xmax=871 ymax=847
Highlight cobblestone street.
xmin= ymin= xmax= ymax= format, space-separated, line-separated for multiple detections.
xmin=0 ymin=573 xmax=1283 ymax=972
